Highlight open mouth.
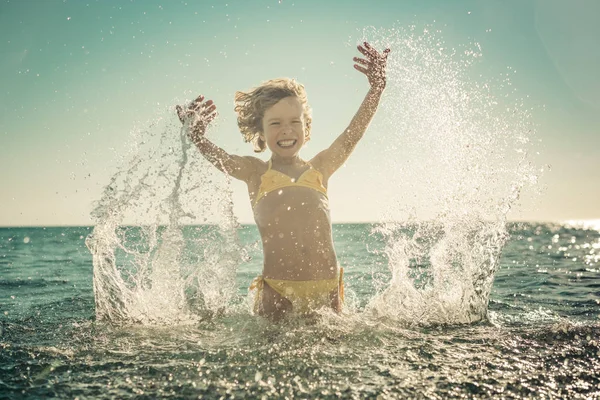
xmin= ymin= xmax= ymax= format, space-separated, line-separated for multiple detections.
xmin=277 ymin=139 xmax=297 ymax=148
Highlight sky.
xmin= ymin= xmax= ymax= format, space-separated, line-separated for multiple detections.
xmin=1 ymin=0 xmax=599 ymax=226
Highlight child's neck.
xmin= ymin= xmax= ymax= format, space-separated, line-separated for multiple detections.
xmin=270 ymin=154 xmax=303 ymax=166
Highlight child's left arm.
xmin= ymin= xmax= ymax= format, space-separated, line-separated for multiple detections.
xmin=313 ymin=42 xmax=390 ymax=179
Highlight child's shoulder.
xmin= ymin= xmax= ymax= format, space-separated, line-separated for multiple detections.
xmin=242 ymin=156 xmax=268 ymax=174
xmin=242 ymin=155 xmax=266 ymax=166
xmin=308 ymin=153 xmax=326 ymax=172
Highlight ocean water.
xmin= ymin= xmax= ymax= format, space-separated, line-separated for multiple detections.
xmin=1 ymin=223 xmax=599 ymax=399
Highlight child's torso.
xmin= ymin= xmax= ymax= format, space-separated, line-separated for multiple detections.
xmin=248 ymin=160 xmax=338 ymax=280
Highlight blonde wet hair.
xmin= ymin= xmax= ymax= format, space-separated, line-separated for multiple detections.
xmin=234 ymin=78 xmax=312 ymax=153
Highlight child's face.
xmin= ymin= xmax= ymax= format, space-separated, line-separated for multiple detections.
xmin=261 ymin=96 xmax=306 ymax=157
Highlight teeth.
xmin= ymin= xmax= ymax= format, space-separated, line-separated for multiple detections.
xmin=278 ymin=140 xmax=296 ymax=147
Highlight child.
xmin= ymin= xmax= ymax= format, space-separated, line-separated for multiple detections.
xmin=177 ymin=42 xmax=390 ymax=320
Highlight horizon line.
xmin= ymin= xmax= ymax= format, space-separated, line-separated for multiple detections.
xmin=1 ymin=219 xmax=599 ymax=229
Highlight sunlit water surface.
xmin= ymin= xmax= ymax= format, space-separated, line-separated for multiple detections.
xmin=1 ymin=224 xmax=599 ymax=398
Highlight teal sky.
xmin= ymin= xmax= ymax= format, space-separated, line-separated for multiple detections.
xmin=1 ymin=0 xmax=599 ymax=226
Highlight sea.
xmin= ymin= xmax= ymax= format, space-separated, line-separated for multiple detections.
xmin=1 ymin=222 xmax=599 ymax=399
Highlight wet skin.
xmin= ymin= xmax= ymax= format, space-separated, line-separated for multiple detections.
xmin=249 ymin=96 xmax=341 ymax=317
xmin=177 ymin=42 xmax=391 ymax=319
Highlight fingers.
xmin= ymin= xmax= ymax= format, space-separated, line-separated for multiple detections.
xmin=364 ymin=42 xmax=390 ymax=55
xmin=177 ymin=106 xmax=198 ymax=122
xmin=190 ymin=109 xmax=218 ymax=136
xmin=358 ymin=42 xmax=380 ymax=58
xmin=176 ymin=96 xmax=217 ymax=125
xmin=193 ymin=100 xmax=217 ymax=128
xmin=363 ymin=41 xmax=374 ymax=51
xmin=199 ymin=103 xmax=216 ymax=118
xmin=354 ymin=43 xmax=391 ymax=87
xmin=204 ymin=110 xmax=217 ymax=124
xmin=179 ymin=96 xmax=213 ymax=113
xmin=176 ymin=104 xmax=197 ymax=123
xmin=353 ymin=64 xmax=368 ymax=75
xmin=357 ymin=44 xmax=373 ymax=58
xmin=187 ymin=95 xmax=209 ymax=110
xmin=383 ymin=48 xmax=391 ymax=61
xmin=191 ymin=98 xmax=211 ymax=111
xmin=358 ymin=42 xmax=391 ymax=60
xmin=353 ymin=57 xmax=369 ymax=66
xmin=353 ymin=53 xmax=370 ymax=74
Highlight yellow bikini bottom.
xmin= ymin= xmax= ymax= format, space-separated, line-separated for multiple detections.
xmin=249 ymin=268 xmax=344 ymax=314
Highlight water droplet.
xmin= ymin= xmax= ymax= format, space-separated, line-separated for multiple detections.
xmin=23 ymin=237 xmax=30 ymax=244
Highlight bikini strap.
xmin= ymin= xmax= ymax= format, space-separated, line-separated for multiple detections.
xmin=267 ymin=159 xmax=273 ymax=170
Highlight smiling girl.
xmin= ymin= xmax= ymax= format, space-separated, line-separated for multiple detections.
xmin=177 ymin=42 xmax=390 ymax=320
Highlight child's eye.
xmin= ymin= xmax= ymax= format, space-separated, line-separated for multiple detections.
xmin=270 ymin=122 xmax=280 ymax=125
xmin=293 ymin=121 xmax=302 ymax=124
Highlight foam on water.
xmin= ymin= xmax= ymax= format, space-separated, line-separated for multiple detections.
xmin=86 ymin=25 xmax=538 ymax=327
xmin=86 ymin=116 xmax=241 ymax=324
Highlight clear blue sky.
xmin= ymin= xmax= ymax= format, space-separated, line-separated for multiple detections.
xmin=1 ymin=0 xmax=599 ymax=226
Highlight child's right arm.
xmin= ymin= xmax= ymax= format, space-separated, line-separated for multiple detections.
xmin=177 ymin=95 xmax=258 ymax=182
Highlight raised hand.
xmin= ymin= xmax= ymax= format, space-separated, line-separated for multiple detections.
xmin=353 ymin=42 xmax=391 ymax=90
xmin=176 ymin=95 xmax=217 ymax=140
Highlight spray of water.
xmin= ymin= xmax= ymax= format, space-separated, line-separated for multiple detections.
xmin=86 ymin=24 xmax=538 ymax=327
xmin=358 ymin=25 xmax=538 ymax=324
xmin=86 ymin=112 xmax=241 ymax=325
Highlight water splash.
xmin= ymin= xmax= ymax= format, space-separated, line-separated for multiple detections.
xmin=86 ymin=110 xmax=241 ymax=325
xmin=86 ymin=25 xmax=538 ymax=327
xmin=360 ymin=25 xmax=539 ymax=324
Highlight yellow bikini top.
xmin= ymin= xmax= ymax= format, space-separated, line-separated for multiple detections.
xmin=254 ymin=160 xmax=328 ymax=207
